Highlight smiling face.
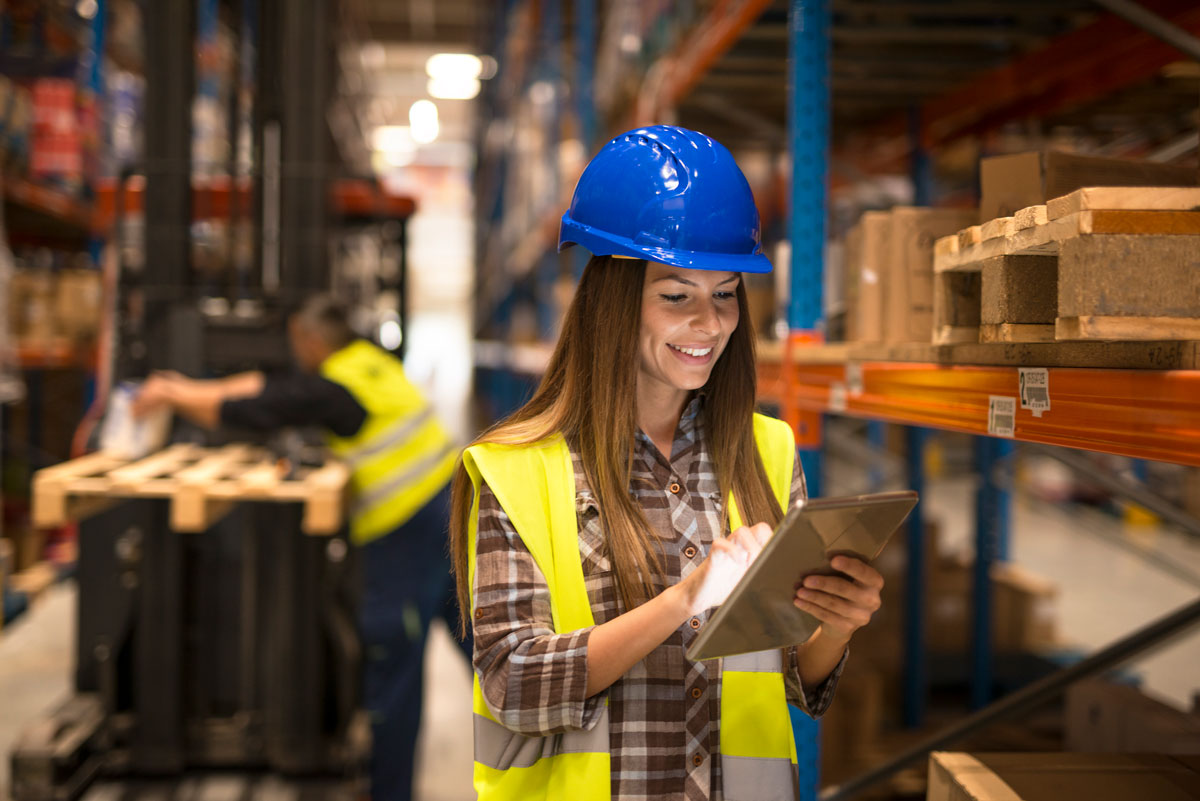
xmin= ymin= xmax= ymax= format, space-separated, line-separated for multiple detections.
xmin=637 ymin=262 xmax=741 ymax=413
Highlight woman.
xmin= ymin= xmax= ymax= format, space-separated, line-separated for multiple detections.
xmin=450 ymin=126 xmax=884 ymax=801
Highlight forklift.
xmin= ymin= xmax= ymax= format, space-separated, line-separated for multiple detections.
xmin=9 ymin=2 xmax=412 ymax=799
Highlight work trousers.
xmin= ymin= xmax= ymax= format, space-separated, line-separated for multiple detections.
xmin=358 ymin=484 xmax=472 ymax=801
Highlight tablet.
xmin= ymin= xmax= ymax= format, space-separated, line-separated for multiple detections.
xmin=685 ymin=490 xmax=918 ymax=661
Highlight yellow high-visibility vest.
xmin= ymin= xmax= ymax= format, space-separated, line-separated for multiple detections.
xmin=462 ymin=413 xmax=801 ymax=800
xmin=320 ymin=340 xmax=457 ymax=544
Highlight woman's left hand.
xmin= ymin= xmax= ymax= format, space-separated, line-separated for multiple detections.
xmin=793 ymin=555 xmax=884 ymax=644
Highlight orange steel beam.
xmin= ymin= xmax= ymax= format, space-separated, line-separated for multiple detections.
xmin=760 ymin=359 xmax=1200 ymax=467
xmin=633 ymin=0 xmax=774 ymax=125
xmin=840 ymin=0 xmax=1200 ymax=175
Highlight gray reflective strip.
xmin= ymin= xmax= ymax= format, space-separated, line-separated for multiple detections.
xmin=723 ymin=754 xmax=800 ymax=801
xmin=724 ymin=649 xmax=783 ymax=673
xmin=341 ymin=406 xmax=435 ymax=466
xmin=354 ymin=442 xmax=456 ymax=513
xmin=473 ymin=707 xmax=610 ymax=771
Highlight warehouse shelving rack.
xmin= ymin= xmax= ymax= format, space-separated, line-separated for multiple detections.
xmin=473 ymin=1 xmax=1200 ymax=798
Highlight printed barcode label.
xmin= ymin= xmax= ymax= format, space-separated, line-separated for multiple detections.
xmin=1018 ymin=368 xmax=1051 ymax=417
xmin=846 ymin=363 xmax=864 ymax=397
xmin=988 ymin=396 xmax=1016 ymax=437
xmin=829 ymin=382 xmax=848 ymax=412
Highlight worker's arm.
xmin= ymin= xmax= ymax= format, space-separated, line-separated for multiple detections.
xmin=214 ymin=371 xmax=266 ymax=398
xmin=132 ymin=373 xmax=236 ymax=430
xmin=583 ymin=524 xmax=771 ymax=696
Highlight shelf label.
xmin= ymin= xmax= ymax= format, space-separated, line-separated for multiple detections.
xmin=988 ymin=396 xmax=1016 ymax=438
xmin=829 ymin=382 xmax=848 ymax=413
xmin=1019 ymin=368 xmax=1051 ymax=418
xmin=846 ymin=363 xmax=864 ymax=397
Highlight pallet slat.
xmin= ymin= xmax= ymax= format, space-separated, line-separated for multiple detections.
xmin=1046 ymin=186 xmax=1200 ymax=220
xmin=31 ymin=445 xmax=350 ymax=534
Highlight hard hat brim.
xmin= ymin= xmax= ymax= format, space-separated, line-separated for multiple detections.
xmin=558 ymin=215 xmax=772 ymax=274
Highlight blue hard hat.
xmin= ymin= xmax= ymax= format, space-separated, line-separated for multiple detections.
xmin=558 ymin=125 xmax=772 ymax=273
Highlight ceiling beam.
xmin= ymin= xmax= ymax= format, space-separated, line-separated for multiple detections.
xmin=840 ymin=0 xmax=1200 ymax=174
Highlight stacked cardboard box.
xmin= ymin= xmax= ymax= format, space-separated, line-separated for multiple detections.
xmin=1066 ymin=679 xmax=1200 ymax=754
xmin=927 ymin=554 xmax=1059 ymax=654
xmin=843 ymin=207 xmax=977 ymax=344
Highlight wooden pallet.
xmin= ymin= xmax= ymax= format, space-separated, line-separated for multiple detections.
xmin=32 ymin=443 xmax=350 ymax=534
xmin=772 ymin=340 xmax=1200 ymax=370
xmin=932 ymin=187 xmax=1200 ymax=343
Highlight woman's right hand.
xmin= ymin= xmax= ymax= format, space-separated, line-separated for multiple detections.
xmin=677 ymin=523 xmax=773 ymax=616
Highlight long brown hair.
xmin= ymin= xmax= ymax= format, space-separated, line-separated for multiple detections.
xmin=450 ymin=255 xmax=784 ymax=632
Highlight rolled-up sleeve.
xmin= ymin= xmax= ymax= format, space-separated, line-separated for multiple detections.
xmin=784 ymin=439 xmax=845 ymax=718
xmin=471 ymin=481 xmax=607 ymax=736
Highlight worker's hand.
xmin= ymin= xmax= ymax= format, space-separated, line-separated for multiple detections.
xmin=132 ymin=373 xmax=181 ymax=417
xmin=793 ymin=556 xmax=883 ymax=645
xmin=677 ymin=522 xmax=772 ymax=616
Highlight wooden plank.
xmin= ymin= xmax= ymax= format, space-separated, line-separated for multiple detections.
xmin=169 ymin=445 xmax=261 ymax=533
xmin=980 ymin=216 xmax=1014 ymax=241
xmin=32 ymin=493 xmax=119 ymax=529
xmin=301 ymin=462 xmax=351 ymax=535
xmin=933 ymin=325 xmax=980 ymax=345
xmin=934 ymin=233 xmax=959 ymax=260
xmin=1013 ymin=204 xmax=1048 ymax=230
xmin=937 ymin=340 xmax=1200 ymax=369
xmin=979 ymin=323 xmax=1056 ymax=343
xmin=1083 ymin=209 xmax=1200 ymax=236
xmin=1056 ymin=316 xmax=1200 ymax=342
xmin=1047 ymin=186 xmax=1200 ymax=220
xmin=34 ymin=451 xmax=126 ymax=483
xmin=957 ymin=224 xmax=982 ymax=251
xmin=107 ymin=443 xmax=199 ymax=489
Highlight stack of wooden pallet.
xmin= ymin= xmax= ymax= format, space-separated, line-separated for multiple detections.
xmin=934 ymin=187 xmax=1200 ymax=346
xmin=32 ymin=443 xmax=350 ymax=535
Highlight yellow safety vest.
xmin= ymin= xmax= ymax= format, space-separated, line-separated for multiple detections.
xmin=320 ymin=340 xmax=457 ymax=544
xmin=462 ymin=413 xmax=801 ymax=801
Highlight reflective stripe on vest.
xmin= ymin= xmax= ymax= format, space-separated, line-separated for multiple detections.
xmin=463 ymin=413 xmax=800 ymax=800
xmin=320 ymin=340 xmax=457 ymax=543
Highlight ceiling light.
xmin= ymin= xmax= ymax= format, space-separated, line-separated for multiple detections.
xmin=427 ymin=76 xmax=480 ymax=100
xmin=426 ymin=53 xmax=483 ymax=81
xmin=409 ymin=100 xmax=439 ymax=144
xmin=372 ymin=125 xmax=412 ymax=152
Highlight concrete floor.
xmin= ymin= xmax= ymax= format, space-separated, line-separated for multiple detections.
xmin=1 ymin=468 xmax=1197 ymax=801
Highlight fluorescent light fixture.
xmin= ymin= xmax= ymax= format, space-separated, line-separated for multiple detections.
xmin=426 ymin=53 xmax=483 ymax=81
xmin=409 ymin=100 xmax=439 ymax=144
xmin=427 ymin=76 xmax=480 ymax=100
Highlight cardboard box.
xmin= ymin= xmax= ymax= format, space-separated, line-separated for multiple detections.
xmin=842 ymin=223 xmax=863 ymax=342
xmin=927 ymin=556 xmax=1058 ymax=653
xmin=979 ymin=150 xmax=1198 ymax=223
xmin=885 ymin=207 xmax=978 ymax=344
xmin=853 ymin=211 xmax=891 ymax=343
xmin=1066 ymin=678 xmax=1200 ymax=754
xmin=54 ymin=268 xmax=103 ymax=341
xmin=927 ymin=752 xmax=1200 ymax=801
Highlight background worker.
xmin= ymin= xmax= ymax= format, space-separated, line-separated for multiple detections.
xmin=449 ymin=125 xmax=885 ymax=800
xmin=133 ymin=294 xmax=469 ymax=801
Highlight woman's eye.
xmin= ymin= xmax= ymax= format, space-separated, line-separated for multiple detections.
xmin=660 ymin=293 xmax=687 ymax=303
xmin=714 ymin=291 xmax=736 ymax=301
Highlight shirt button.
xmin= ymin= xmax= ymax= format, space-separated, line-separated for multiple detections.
xmin=689 ymin=617 xmax=701 ymax=630
xmin=684 ymin=545 xmax=697 ymax=558
xmin=691 ymin=687 xmax=702 ymax=699
xmin=669 ymin=482 xmax=681 ymax=494
xmin=474 ymin=608 xmax=485 ymax=620
xmin=693 ymin=753 xmax=704 ymax=767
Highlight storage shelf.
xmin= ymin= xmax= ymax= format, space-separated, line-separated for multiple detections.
xmin=759 ymin=344 xmax=1200 ymax=467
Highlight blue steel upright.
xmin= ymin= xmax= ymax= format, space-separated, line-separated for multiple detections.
xmin=902 ymin=426 xmax=929 ymax=728
xmin=788 ymin=1 xmax=830 ymax=798
xmin=971 ymin=435 xmax=1013 ymax=709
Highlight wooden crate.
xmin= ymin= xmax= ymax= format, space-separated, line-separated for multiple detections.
xmin=32 ymin=443 xmax=350 ymax=535
xmin=934 ymin=187 xmax=1200 ymax=343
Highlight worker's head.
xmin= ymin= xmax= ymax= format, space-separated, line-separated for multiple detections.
xmin=287 ymin=295 xmax=356 ymax=372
